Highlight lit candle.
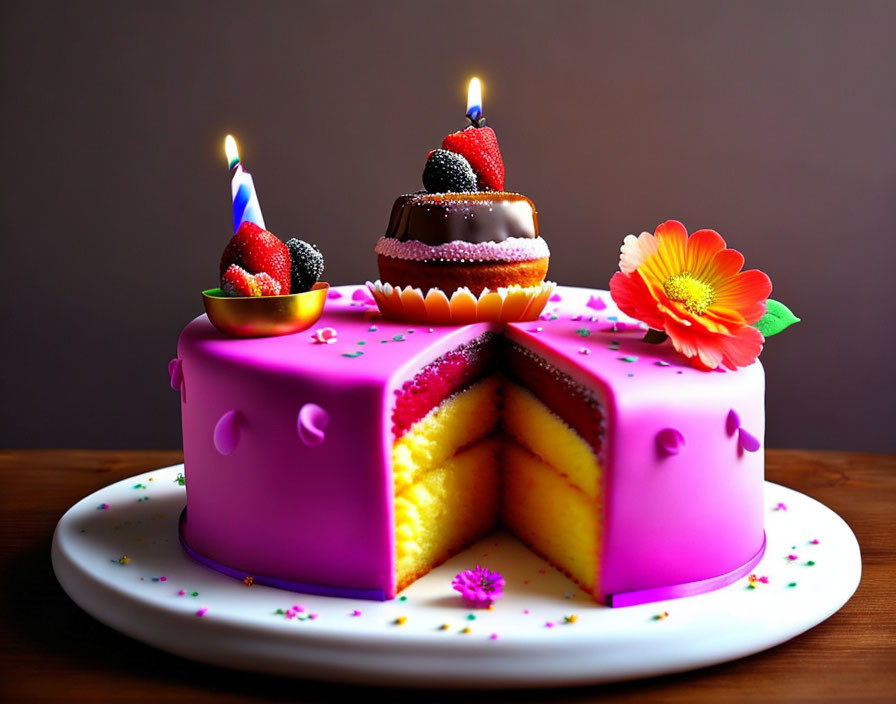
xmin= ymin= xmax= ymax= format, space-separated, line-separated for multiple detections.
xmin=466 ymin=77 xmax=485 ymax=127
xmin=224 ymin=135 xmax=265 ymax=232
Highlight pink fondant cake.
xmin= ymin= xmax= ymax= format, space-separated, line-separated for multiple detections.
xmin=173 ymin=284 xmax=766 ymax=606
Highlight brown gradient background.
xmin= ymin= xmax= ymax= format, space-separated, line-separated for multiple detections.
xmin=1 ymin=1 xmax=894 ymax=452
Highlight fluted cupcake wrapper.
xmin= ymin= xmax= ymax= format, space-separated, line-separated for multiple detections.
xmin=366 ymin=280 xmax=555 ymax=324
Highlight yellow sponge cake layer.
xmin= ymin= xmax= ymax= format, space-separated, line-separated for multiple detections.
xmin=503 ymin=382 xmax=602 ymax=499
xmin=395 ymin=438 xmax=501 ymax=591
xmin=502 ymin=441 xmax=601 ymax=594
xmin=392 ymin=376 xmax=501 ymax=495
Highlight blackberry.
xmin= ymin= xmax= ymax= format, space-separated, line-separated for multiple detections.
xmin=285 ymin=238 xmax=324 ymax=293
xmin=422 ymin=149 xmax=478 ymax=193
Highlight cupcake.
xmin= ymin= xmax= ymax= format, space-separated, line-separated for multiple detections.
xmin=375 ymin=124 xmax=550 ymax=299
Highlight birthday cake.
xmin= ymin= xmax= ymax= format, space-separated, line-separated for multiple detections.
xmin=173 ymin=83 xmax=798 ymax=607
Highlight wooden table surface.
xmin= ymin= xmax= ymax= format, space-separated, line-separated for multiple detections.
xmin=1 ymin=449 xmax=894 ymax=703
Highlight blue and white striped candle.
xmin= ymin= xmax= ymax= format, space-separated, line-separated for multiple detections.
xmin=224 ymin=135 xmax=265 ymax=232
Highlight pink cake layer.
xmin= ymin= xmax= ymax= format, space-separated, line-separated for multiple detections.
xmin=374 ymin=235 xmax=550 ymax=263
xmin=174 ymin=285 xmax=765 ymax=603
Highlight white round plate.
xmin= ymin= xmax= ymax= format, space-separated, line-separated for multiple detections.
xmin=52 ymin=465 xmax=861 ymax=689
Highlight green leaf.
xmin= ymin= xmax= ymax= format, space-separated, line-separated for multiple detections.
xmin=754 ymin=299 xmax=800 ymax=337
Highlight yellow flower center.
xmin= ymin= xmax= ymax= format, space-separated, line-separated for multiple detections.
xmin=663 ymin=271 xmax=714 ymax=315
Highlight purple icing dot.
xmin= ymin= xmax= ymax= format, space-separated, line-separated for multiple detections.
xmin=656 ymin=428 xmax=687 ymax=456
xmin=213 ymin=410 xmax=240 ymax=455
xmin=726 ymin=409 xmax=741 ymax=436
xmin=738 ymin=428 xmax=761 ymax=453
xmin=168 ymin=358 xmax=183 ymax=391
xmin=298 ymin=403 xmax=330 ymax=446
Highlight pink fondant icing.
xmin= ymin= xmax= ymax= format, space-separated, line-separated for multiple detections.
xmin=176 ymin=285 xmax=765 ymax=604
xmin=374 ymin=236 xmax=550 ymax=263
xmin=298 ymin=403 xmax=329 ymax=446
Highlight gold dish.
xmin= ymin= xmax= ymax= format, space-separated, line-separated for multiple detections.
xmin=202 ymin=282 xmax=329 ymax=338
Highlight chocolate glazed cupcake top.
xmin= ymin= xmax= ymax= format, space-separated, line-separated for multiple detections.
xmin=385 ymin=192 xmax=538 ymax=246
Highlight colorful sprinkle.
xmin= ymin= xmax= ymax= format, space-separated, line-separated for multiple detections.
xmin=351 ymin=610 xmax=362 ymax=617
xmin=178 ymin=590 xmax=186 ymax=596
xmin=523 ymin=609 xmax=530 ymax=614
xmin=196 ymin=608 xmax=208 ymax=617
xmin=655 ymin=360 xmax=670 ymax=367
xmin=439 ymin=623 xmax=451 ymax=631
xmin=392 ymin=334 xmax=406 ymax=342
xmin=461 ymin=627 xmax=472 ymax=634
xmin=97 ymin=503 xmax=109 ymax=510
xmin=341 ymin=351 xmax=364 ymax=358
xmin=748 ymin=574 xmax=769 ymax=588
xmin=174 ymin=473 xmax=185 ymax=486
xmin=577 ymin=347 xmax=591 ymax=355
xmin=563 ymin=614 xmax=578 ymax=624
xmin=467 ymin=614 xmax=477 ymax=621
xmin=191 ymin=591 xmax=199 ymax=597
xmin=654 ymin=611 xmax=670 ymax=620
xmin=394 ymin=616 xmax=407 ymax=626
xmin=118 ymin=556 xmax=131 ymax=565
xmin=132 ymin=484 xmax=146 ymax=490
xmin=788 ymin=582 xmax=798 ymax=587
xmin=545 ymin=621 xmax=555 ymax=628
xmin=357 ymin=340 xmax=366 ymax=346
xmin=137 ymin=496 xmax=150 ymax=502
xmin=243 ymin=575 xmax=254 ymax=586
xmin=490 ymin=633 xmax=499 ymax=640
xmin=806 ymin=560 xmax=816 ymax=566
xmin=811 ymin=539 xmax=820 ymax=545
xmin=528 ymin=326 xmax=543 ymax=332
xmin=586 ymin=295 xmax=607 ymax=311
xmin=368 ymin=326 xmax=378 ymax=332
xmin=788 ymin=554 xmax=798 ymax=561
xmin=575 ymin=328 xmax=591 ymax=337
xmin=398 ymin=595 xmax=408 ymax=602
xmin=619 ymin=355 xmax=639 ymax=363
xmin=775 ymin=502 xmax=788 ymax=511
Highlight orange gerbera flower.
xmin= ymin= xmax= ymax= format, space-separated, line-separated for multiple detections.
xmin=609 ymin=220 xmax=772 ymax=371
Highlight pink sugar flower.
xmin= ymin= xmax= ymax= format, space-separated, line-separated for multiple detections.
xmin=311 ymin=327 xmax=338 ymax=344
xmin=452 ymin=565 xmax=505 ymax=608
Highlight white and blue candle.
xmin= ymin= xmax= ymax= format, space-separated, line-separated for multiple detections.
xmin=224 ymin=135 xmax=265 ymax=232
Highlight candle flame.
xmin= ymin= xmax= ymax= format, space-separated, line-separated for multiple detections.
xmin=466 ymin=77 xmax=482 ymax=123
xmin=224 ymin=135 xmax=240 ymax=170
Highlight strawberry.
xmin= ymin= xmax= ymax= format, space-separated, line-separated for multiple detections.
xmin=222 ymin=264 xmax=262 ymax=297
xmin=254 ymin=272 xmax=282 ymax=296
xmin=221 ymin=265 xmax=282 ymax=297
xmin=220 ymin=221 xmax=291 ymax=294
xmin=441 ymin=126 xmax=505 ymax=191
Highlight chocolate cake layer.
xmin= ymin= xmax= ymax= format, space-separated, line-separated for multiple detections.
xmin=385 ymin=192 xmax=538 ymax=245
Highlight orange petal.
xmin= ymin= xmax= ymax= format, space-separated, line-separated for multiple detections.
xmin=609 ymin=272 xmax=668 ymax=330
xmin=685 ymin=229 xmax=727 ymax=280
xmin=653 ymin=220 xmax=689 ymax=278
xmin=714 ymin=269 xmax=772 ymax=324
xmin=718 ymin=324 xmax=764 ymax=370
xmin=706 ymin=247 xmax=745 ymax=285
